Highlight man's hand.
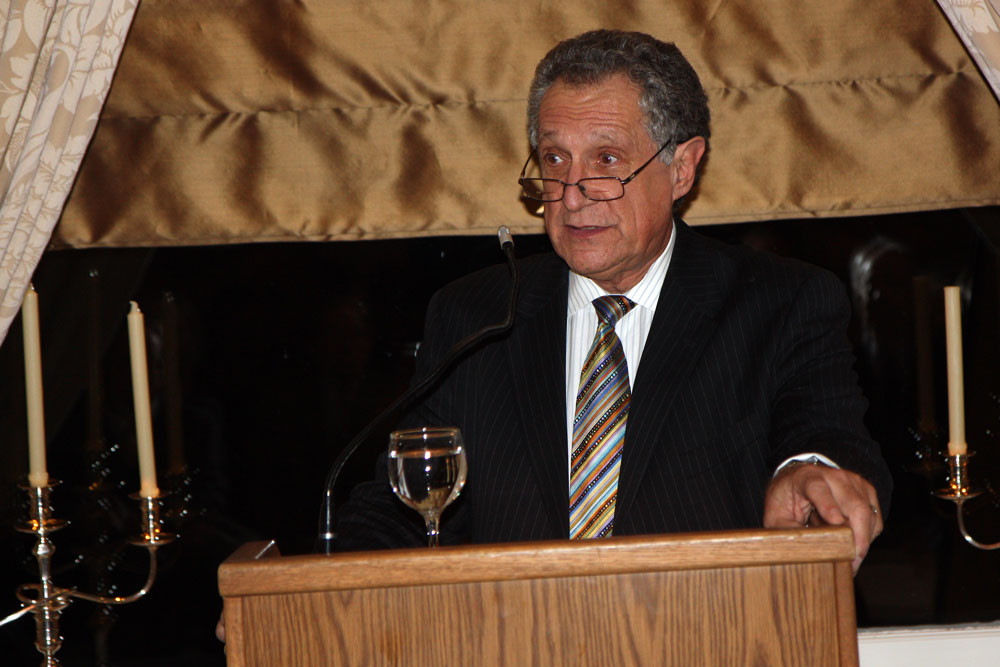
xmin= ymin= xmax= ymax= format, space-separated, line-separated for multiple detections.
xmin=763 ymin=462 xmax=883 ymax=574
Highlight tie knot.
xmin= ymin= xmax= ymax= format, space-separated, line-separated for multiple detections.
xmin=592 ymin=295 xmax=634 ymax=327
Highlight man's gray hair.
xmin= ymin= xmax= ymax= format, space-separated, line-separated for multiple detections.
xmin=527 ymin=30 xmax=711 ymax=167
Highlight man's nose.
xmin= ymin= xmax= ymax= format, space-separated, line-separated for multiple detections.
xmin=560 ymin=166 xmax=594 ymax=211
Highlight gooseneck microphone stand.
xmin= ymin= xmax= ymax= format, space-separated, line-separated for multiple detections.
xmin=317 ymin=227 xmax=519 ymax=554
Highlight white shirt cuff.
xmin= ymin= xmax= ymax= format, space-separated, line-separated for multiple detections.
xmin=773 ymin=453 xmax=840 ymax=477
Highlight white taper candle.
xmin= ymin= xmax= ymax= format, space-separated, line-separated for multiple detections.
xmin=128 ymin=301 xmax=160 ymax=497
xmin=22 ymin=285 xmax=49 ymax=487
xmin=943 ymin=286 xmax=967 ymax=456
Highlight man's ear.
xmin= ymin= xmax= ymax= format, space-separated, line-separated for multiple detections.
xmin=670 ymin=136 xmax=706 ymax=199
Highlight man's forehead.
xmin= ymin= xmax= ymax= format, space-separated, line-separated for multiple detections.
xmin=536 ymin=75 xmax=648 ymax=146
xmin=538 ymin=127 xmax=624 ymax=142
xmin=539 ymin=72 xmax=642 ymax=106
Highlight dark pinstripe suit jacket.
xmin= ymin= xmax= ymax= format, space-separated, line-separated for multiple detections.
xmin=338 ymin=221 xmax=892 ymax=550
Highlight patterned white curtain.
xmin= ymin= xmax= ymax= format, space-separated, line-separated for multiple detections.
xmin=0 ymin=0 xmax=138 ymax=343
xmin=937 ymin=0 xmax=1000 ymax=100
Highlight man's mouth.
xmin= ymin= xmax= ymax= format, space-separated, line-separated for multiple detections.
xmin=565 ymin=225 xmax=610 ymax=238
xmin=566 ymin=222 xmax=611 ymax=231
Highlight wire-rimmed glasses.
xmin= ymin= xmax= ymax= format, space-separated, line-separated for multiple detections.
xmin=518 ymin=141 xmax=672 ymax=202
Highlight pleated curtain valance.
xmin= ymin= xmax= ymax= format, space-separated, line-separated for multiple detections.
xmin=52 ymin=0 xmax=1000 ymax=248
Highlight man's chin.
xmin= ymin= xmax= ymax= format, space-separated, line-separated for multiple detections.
xmin=561 ymin=255 xmax=617 ymax=283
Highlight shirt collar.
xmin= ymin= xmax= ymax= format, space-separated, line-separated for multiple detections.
xmin=567 ymin=222 xmax=676 ymax=315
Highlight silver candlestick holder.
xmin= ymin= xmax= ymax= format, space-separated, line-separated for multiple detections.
xmin=934 ymin=452 xmax=1000 ymax=550
xmin=0 ymin=480 xmax=175 ymax=666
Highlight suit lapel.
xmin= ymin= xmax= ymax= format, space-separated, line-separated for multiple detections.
xmin=616 ymin=222 xmax=732 ymax=522
xmin=507 ymin=255 xmax=570 ymax=537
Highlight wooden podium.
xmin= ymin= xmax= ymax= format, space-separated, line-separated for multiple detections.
xmin=218 ymin=526 xmax=858 ymax=666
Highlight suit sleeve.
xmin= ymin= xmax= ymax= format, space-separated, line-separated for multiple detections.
xmin=766 ymin=269 xmax=893 ymax=515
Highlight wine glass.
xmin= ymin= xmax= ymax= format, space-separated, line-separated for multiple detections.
xmin=388 ymin=426 xmax=467 ymax=547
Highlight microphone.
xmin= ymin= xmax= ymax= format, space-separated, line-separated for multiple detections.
xmin=497 ymin=225 xmax=514 ymax=252
xmin=317 ymin=226 xmax=520 ymax=553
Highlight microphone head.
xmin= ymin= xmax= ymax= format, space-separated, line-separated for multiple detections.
xmin=497 ymin=225 xmax=514 ymax=250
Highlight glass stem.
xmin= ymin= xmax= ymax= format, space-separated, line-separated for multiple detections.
xmin=425 ymin=515 xmax=441 ymax=548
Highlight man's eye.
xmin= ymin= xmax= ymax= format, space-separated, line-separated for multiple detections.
xmin=542 ymin=153 xmax=564 ymax=167
xmin=598 ymin=153 xmax=619 ymax=166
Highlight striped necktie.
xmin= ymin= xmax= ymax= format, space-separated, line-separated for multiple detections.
xmin=570 ymin=295 xmax=635 ymax=539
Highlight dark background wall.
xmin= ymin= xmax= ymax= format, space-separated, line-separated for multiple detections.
xmin=1 ymin=209 xmax=999 ymax=665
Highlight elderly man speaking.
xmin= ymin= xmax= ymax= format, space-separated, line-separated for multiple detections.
xmin=339 ymin=29 xmax=891 ymax=573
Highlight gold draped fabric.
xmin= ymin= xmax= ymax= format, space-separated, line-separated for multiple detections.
xmin=53 ymin=0 xmax=1000 ymax=249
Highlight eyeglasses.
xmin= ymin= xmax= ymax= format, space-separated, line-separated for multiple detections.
xmin=518 ymin=141 xmax=671 ymax=202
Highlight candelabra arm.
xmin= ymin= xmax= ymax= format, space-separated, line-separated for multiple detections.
xmin=954 ymin=498 xmax=1000 ymax=550
xmin=8 ymin=483 xmax=177 ymax=664
xmin=66 ymin=547 xmax=160 ymax=605
xmin=935 ymin=453 xmax=1000 ymax=551
xmin=0 ymin=602 xmax=38 ymax=627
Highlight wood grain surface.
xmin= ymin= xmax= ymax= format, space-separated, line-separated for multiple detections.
xmin=219 ymin=527 xmax=854 ymax=595
xmin=220 ymin=528 xmax=857 ymax=666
